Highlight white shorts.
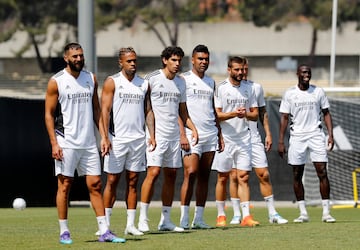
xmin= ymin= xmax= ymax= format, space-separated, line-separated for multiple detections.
xmin=104 ymin=138 xmax=146 ymax=174
xmin=54 ymin=146 xmax=101 ymax=177
xmin=288 ymin=131 xmax=328 ymax=165
xmin=182 ymin=134 xmax=217 ymax=157
xmin=251 ymin=141 xmax=268 ymax=168
xmin=211 ymin=133 xmax=252 ymax=172
xmin=146 ymin=140 xmax=182 ymax=168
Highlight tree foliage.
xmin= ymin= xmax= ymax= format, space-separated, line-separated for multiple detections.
xmin=1 ymin=0 xmax=360 ymax=72
xmin=238 ymin=0 xmax=360 ymax=65
xmin=0 ymin=0 xmax=76 ymax=73
xmin=97 ymin=0 xmax=206 ymax=47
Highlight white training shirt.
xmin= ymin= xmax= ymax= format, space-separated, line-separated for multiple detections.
xmin=279 ymin=84 xmax=330 ymax=136
xmin=54 ymin=69 xmax=96 ymax=149
xmin=244 ymin=80 xmax=265 ymax=143
xmin=147 ymin=69 xmax=186 ymax=141
xmin=109 ymin=72 xmax=148 ymax=143
xmin=214 ymin=78 xmax=257 ymax=144
xmin=181 ymin=70 xmax=218 ymax=142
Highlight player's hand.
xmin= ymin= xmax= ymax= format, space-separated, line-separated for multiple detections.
xmin=278 ymin=142 xmax=286 ymax=159
xmin=52 ymin=144 xmax=63 ymax=161
xmin=100 ymin=137 xmax=112 ymax=157
xmin=191 ymin=130 xmax=199 ymax=146
xmin=235 ymin=106 xmax=246 ymax=118
xmin=264 ymin=135 xmax=272 ymax=152
xmin=180 ymin=134 xmax=190 ymax=152
xmin=217 ymin=133 xmax=225 ymax=152
xmin=327 ymin=136 xmax=334 ymax=151
xmin=147 ymin=138 xmax=156 ymax=152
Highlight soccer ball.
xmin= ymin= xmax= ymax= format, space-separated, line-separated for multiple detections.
xmin=13 ymin=198 xmax=26 ymax=210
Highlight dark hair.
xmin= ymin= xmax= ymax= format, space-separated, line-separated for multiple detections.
xmin=227 ymin=56 xmax=246 ymax=68
xmin=297 ymin=63 xmax=310 ymax=70
xmin=161 ymin=46 xmax=184 ymax=60
xmin=160 ymin=46 xmax=184 ymax=67
xmin=192 ymin=44 xmax=209 ymax=56
xmin=118 ymin=47 xmax=136 ymax=59
xmin=64 ymin=43 xmax=82 ymax=54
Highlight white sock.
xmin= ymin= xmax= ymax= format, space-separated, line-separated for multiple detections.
xmin=240 ymin=201 xmax=250 ymax=218
xmin=322 ymin=199 xmax=330 ymax=216
xmin=96 ymin=216 xmax=108 ymax=235
xmin=180 ymin=205 xmax=189 ymax=222
xmin=297 ymin=200 xmax=308 ymax=215
xmin=193 ymin=206 xmax=204 ymax=222
xmin=216 ymin=200 xmax=226 ymax=217
xmin=127 ymin=209 xmax=136 ymax=227
xmin=139 ymin=202 xmax=149 ymax=221
xmin=160 ymin=206 xmax=172 ymax=223
xmin=105 ymin=207 xmax=112 ymax=227
xmin=230 ymin=198 xmax=241 ymax=217
xmin=264 ymin=195 xmax=277 ymax=216
xmin=59 ymin=219 xmax=69 ymax=235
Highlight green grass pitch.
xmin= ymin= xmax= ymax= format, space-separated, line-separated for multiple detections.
xmin=1 ymin=205 xmax=360 ymax=250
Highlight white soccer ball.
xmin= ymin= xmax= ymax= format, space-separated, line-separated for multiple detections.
xmin=13 ymin=198 xmax=26 ymax=210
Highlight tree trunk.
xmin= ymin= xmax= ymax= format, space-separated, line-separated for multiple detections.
xmin=30 ymin=33 xmax=51 ymax=73
xmin=307 ymin=27 xmax=317 ymax=67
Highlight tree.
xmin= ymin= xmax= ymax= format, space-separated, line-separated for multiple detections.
xmin=238 ymin=0 xmax=360 ymax=66
xmin=98 ymin=0 xmax=206 ymax=47
xmin=0 ymin=0 xmax=76 ymax=73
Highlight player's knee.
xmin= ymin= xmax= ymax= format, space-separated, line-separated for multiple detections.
xmin=88 ymin=179 xmax=102 ymax=193
xmin=237 ymin=173 xmax=249 ymax=183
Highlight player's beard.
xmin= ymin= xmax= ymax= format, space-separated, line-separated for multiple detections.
xmin=68 ymin=60 xmax=84 ymax=72
xmin=230 ymin=73 xmax=242 ymax=84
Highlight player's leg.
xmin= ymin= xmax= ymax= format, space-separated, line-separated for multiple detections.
xmin=292 ymin=164 xmax=309 ymax=222
xmin=314 ymin=162 xmax=336 ymax=222
xmin=80 ymin=147 xmax=125 ymax=243
xmin=229 ymin=168 xmax=241 ymax=224
xmin=86 ymin=175 xmax=105 ymax=217
xmin=314 ymin=162 xmax=330 ymax=199
xmin=102 ymin=143 xmax=125 ymax=229
xmin=288 ymin=134 xmax=309 ymax=223
xmin=124 ymin=170 xmax=144 ymax=235
xmin=85 ymin=174 xmax=125 ymax=243
xmin=180 ymin=153 xmax=199 ymax=229
xmin=215 ymin=171 xmax=229 ymax=227
xmin=158 ymin=167 xmax=184 ymax=232
xmin=138 ymin=166 xmax=161 ymax=232
xmin=57 ymin=174 xmax=74 ymax=244
xmin=102 ymin=173 xmax=121 ymax=227
xmin=310 ymin=132 xmax=335 ymax=222
xmin=235 ymin=169 xmax=259 ymax=227
xmin=255 ymin=167 xmax=288 ymax=224
xmin=191 ymin=151 xmax=214 ymax=229
xmin=55 ymin=148 xmax=76 ymax=244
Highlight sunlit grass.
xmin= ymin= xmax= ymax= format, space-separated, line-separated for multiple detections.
xmin=1 ymin=205 xmax=359 ymax=250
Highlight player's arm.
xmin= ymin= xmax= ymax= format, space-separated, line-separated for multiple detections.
xmin=259 ymin=106 xmax=272 ymax=151
xmin=179 ymin=102 xmax=198 ymax=145
xmin=92 ymin=74 xmax=108 ymax=150
xmin=245 ymin=106 xmax=259 ymax=121
xmin=178 ymin=116 xmax=190 ymax=152
xmin=278 ymin=112 xmax=289 ymax=158
xmin=92 ymin=75 xmax=102 ymax=130
xmin=145 ymin=86 xmax=156 ymax=151
xmin=100 ymin=76 xmax=115 ymax=156
xmin=44 ymin=78 xmax=62 ymax=160
xmin=322 ymin=108 xmax=334 ymax=151
xmin=215 ymin=107 xmax=239 ymax=121
xmin=212 ymin=100 xmax=224 ymax=152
